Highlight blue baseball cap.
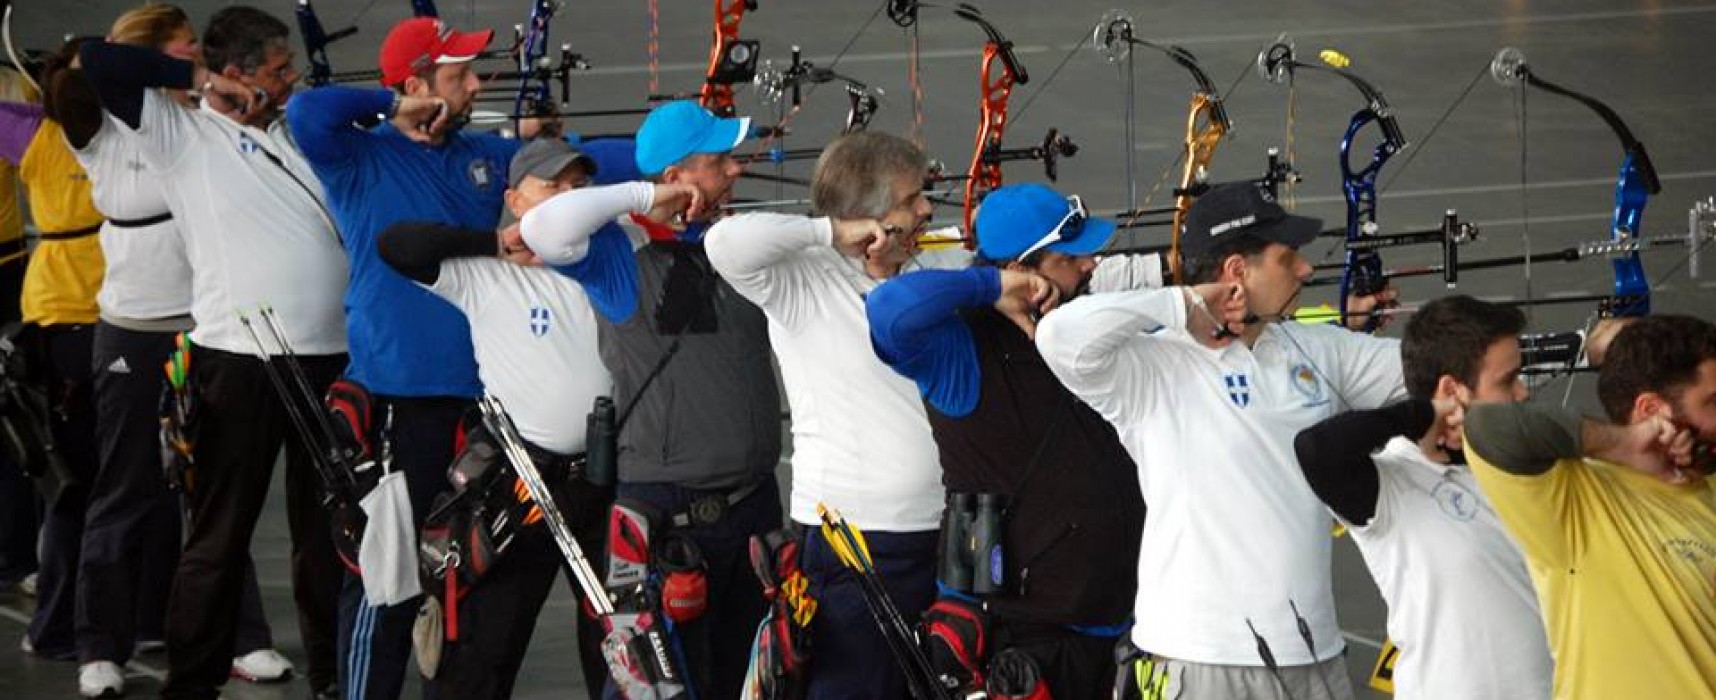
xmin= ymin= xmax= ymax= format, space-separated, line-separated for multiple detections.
xmin=634 ymin=100 xmax=751 ymax=176
xmin=975 ymin=184 xmax=1117 ymax=262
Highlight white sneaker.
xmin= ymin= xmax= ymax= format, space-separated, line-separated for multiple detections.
xmin=19 ymin=572 xmax=36 ymax=597
xmin=78 ymin=661 xmax=125 ymax=698
xmin=230 ymin=648 xmax=294 ymax=683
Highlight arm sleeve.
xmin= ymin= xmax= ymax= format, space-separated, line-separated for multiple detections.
xmin=376 ymin=222 xmax=497 ymax=284
xmin=520 ymin=181 xmax=652 ymax=266
xmin=285 ymin=86 xmax=392 ymax=167
xmin=1035 ymin=286 xmax=1185 ymax=424
xmin=704 ymin=212 xmax=829 ymax=329
xmin=865 ymin=267 xmax=996 ymax=417
xmin=1089 ymin=253 xmax=1167 ymax=293
xmin=0 ymin=101 xmax=42 ymax=164
xmin=1465 ymin=403 xmax=1591 ymax=569
xmin=77 ymin=42 xmax=194 ymax=130
xmin=1293 ymin=399 xmax=1437 ymax=526
xmin=45 ymin=71 xmax=102 ymax=148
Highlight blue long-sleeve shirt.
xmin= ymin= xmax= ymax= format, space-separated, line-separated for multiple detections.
xmin=286 ymin=86 xmax=519 ymax=397
xmin=865 ymin=266 xmax=1002 ymax=417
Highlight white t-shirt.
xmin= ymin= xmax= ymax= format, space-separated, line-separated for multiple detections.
xmin=429 ymin=257 xmax=610 ymax=454
xmin=705 ymin=213 xmax=944 ymax=532
xmin=75 ymin=111 xmax=193 ymax=324
xmin=118 ymin=92 xmax=347 ymax=355
xmin=1350 ymin=437 xmax=1552 ymax=700
xmin=1036 ymin=287 xmax=1405 ymax=666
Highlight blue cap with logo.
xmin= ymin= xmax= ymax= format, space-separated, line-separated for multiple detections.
xmin=974 ymin=183 xmax=1117 ymax=262
xmin=634 ymin=100 xmax=751 ymax=176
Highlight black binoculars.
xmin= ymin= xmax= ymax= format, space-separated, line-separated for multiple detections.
xmin=939 ymin=491 xmax=1007 ymax=595
xmin=585 ymin=396 xmax=617 ymax=487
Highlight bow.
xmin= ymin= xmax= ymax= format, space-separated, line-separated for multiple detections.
xmin=1094 ymin=10 xmax=1233 ymax=282
xmin=952 ymin=4 xmax=1077 ymax=246
xmin=697 ymin=0 xmax=758 ymax=118
xmin=1257 ymin=38 xmax=1453 ymax=332
xmin=2 ymin=0 xmax=40 ymax=94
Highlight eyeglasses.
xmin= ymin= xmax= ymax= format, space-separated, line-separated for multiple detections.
xmin=1013 ymin=195 xmax=1087 ymax=262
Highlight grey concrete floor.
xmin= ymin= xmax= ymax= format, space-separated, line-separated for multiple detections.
xmin=7 ymin=0 xmax=1716 ymax=697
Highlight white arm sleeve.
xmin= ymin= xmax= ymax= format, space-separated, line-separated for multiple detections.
xmin=519 ymin=181 xmax=654 ymax=266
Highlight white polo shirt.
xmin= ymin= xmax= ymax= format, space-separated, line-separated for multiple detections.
xmin=1037 ymin=287 xmax=1404 ymax=666
xmin=705 ymin=212 xmax=944 ymax=532
xmin=119 ymin=91 xmax=347 ymax=355
xmin=1350 ymin=437 xmax=1552 ymax=700
xmin=75 ymin=111 xmax=192 ymax=326
xmin=428 ymin=257 xmax=610 ymax=454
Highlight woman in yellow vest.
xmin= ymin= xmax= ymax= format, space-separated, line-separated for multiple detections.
xmin=0 ymin=37 xmax=105 ymax=662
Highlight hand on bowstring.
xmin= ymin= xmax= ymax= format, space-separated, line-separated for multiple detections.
xmin=201 ymin=73 xmax=262 ymax=117
xmin=497 ymin=223 xmax=541 ymax=266
xmin=995 ymin=269 xmax=1060 ymax=339
xmin=1185 ymin=282 xmax=1250 ymax=349
xmin=1418 ymin=396 xmax=1465 ymax=463
xmin=1595 ymin=414 xmax=1701 ymax=485
xmin=651 ymin=183 xmax=706 ymax=222
xmin=1585 ymin=318 xmax=1636 ymax=367
xmin=830 ymin=218 xmax=891 ymax=260
xmin=395 ymin=96 xmax=451 ymax=143
xmin=1343 ymin=285 xmax=1401 ymax=332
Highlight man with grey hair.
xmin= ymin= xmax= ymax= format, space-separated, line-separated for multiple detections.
xmin=704 ymin=130 xmax=942 ymax=699
xmin=80 ymin=7 xmax=349 ymax=699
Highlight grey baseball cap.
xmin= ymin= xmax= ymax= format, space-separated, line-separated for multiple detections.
xmin=508 ymin=138 xmax=597 ymax=189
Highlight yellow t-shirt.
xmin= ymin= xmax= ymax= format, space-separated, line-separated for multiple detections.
xmin=18 ymin=118 xmax=103 ymax=325
xmin=1469 ymin=447 xmax=1716 ymax=699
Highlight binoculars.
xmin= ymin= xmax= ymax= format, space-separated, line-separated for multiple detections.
xmin=585 ymin=396 xmax=617 ymax=487
xmin=939 ymin=492 xmax=1007 ymax=595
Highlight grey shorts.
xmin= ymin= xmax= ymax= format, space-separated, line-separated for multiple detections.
xmin=1126 ymin=654 xmax=1355 ymax=700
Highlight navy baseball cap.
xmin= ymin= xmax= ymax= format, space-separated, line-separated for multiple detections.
xmin=975 ymin=184 xmax=1117 ymax=262
xmin=1181 ymin=182 xmax=1322 ymax=255
xmin=634 ymin=100 xmax=750 ymax=176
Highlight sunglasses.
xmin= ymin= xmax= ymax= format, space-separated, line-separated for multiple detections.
xmin=1013 ymin=194 xmax=1088 ymax=262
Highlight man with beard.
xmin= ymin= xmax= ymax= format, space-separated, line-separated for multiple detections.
xmin=1036 ymin=182 xmax=1402 ymax=699
xmin=517 ymin=100 xmax=780 ymax=699
xmin=285 ymin=16 xmax=519 ymax=699
xmin=863 ymin=183 xmax=1146 ymax=698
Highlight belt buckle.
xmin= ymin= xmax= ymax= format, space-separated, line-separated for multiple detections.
xmin=688 ymin=493 xmax=726 ymax=526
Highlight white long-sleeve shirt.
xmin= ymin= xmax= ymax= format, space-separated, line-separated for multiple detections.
xmin=1036 ymin=287 xmax=1404 ymax=666
xmin=705 ymin=213 xmax=943 ymax=531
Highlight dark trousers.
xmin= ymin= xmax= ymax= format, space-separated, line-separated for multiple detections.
xmin=77 ymin=322 xmax=278 ymax=662
xmin=25 ymin=324 xmax=98 ymax=659
xmin=800 ymin=528 xmax=938 ymax=700
xmin=997 ymin=627 xmax=1122 ymax=700
xmin=77 ymin=322 xmax=184 ymax=663
xmin=604 ymin=476 xmax=782 ymax=700
xmin=438 ymin=475 xmax=613 ymax=700
xmin=0 ymin=256 xmax=33 ymax=584
xmin=335 ymin=396 xmax=465 ymax=700
xmin=161 ymin=346 xmax=346 ymax=700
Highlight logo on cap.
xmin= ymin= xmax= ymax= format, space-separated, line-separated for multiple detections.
xmin=1210 ymin=215 xmax=1256 ymax=236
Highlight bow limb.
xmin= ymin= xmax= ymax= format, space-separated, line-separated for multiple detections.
xmin=957 ymin=5 xmax=1025 ymax=248
xmin=699 ymin=0 xmax=755 ymax=117
xmin=3 ymin=2 xmax=39 ymax=94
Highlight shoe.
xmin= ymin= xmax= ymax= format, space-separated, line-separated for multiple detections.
xmin=230 ymin=648 xmax=293 ymax=683
xmin=19 ymin=572 xmax=36 ymax=597
xmin=78 ymin=660 xmax=125 ymax=698
xmin=134 ymin=639 xmax=165 ymax=654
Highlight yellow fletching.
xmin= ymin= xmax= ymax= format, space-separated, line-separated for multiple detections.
xmin=1319 ymin=49 xmax=1351 ymax=69
xmin=1294 ymin=303 xmax=1341 ymax=325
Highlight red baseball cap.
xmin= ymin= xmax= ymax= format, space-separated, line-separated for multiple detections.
xmin=378 ymin=17 xmax=494 ymax=87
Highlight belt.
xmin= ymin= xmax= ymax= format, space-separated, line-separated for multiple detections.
xmin=518 ymin=437 xmax=587 ymax=485
xmin=36 ymin=223 xmax=101 ymax=241
xmin=108 ymin=212 xmax=173 ymax=229
xmin=669 ymin=479 xmax=764 ymax=528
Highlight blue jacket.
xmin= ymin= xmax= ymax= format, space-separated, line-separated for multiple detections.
xmin=287 ymin=87 xmax=518 ymax=397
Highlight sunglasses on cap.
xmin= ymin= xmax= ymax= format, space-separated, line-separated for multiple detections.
xmin=1014 ymin=194 xmax=1088 ymax=262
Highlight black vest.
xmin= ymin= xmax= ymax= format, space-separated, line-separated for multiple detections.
xmin=927 ymin=307 xmax=1145 ymax=626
